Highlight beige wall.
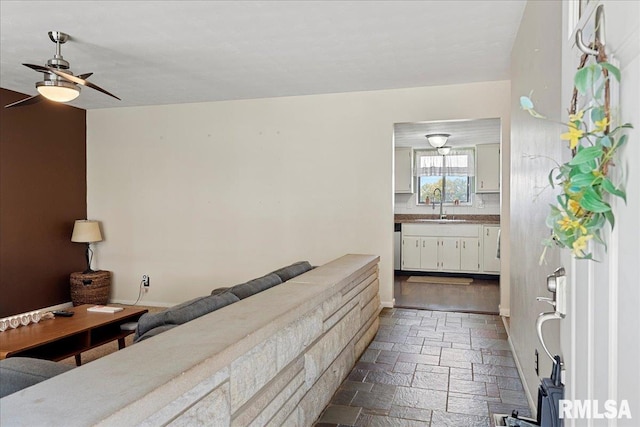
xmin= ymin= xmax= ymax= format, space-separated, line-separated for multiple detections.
xmin=87 ymin=81 xmax=510 ymax=307
xmin=509 ymin=0 xmax=563 ymax=410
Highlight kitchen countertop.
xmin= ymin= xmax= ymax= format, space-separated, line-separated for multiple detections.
xmin=394 ymin=214 xmax=500 ymax=225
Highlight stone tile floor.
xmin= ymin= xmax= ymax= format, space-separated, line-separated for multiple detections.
xmin=314 ymin=308 xmax=531 ymax=426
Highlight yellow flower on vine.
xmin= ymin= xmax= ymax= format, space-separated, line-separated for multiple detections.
xmin=594 ymin=117 xmax=609 ymax=132
xmin=569 ymin=110 xmax=584 ymax=123
xmin=572 ymin=234 xmax=593 ymax=257
xmin=568 ymin=199 xmax=584 ymax=216
xmin=558 ymin=216 xmax=587 ymax=234
xmin=557 ymin=216 xmax=573 ymax=230
xmin=561 ymin=125 xmax=584 ymax=150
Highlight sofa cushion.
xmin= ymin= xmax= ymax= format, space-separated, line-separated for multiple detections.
xmin=0 ymin=357 xmax=73 ymax=398
xmin=134 ymin=324 xmax=179 ymax=343
xmin=134 ymin=291 xmax=240 ymax=340
xmin=270 ymin=261 xmax=314 ymax=282
xmin=229 ymin=273 xmax=282 ymax=300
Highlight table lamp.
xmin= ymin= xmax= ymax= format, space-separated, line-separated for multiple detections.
xmin=71 ymin=220 xmax=103 ymax=273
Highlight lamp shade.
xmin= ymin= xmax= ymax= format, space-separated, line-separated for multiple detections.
xmin=426 ymin=133 xmax=450 ymax=148
xmin=36 ymin=80 xmax=80 ymax=102
xmin=71 ymin=220 xmax=103 ymax=243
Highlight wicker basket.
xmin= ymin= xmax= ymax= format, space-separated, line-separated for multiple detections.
xmin=70 ymin=270 xmax=111 ymax=306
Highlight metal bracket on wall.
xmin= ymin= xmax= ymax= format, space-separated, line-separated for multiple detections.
xmin=576 ymin=4 xmax=605 ymax=56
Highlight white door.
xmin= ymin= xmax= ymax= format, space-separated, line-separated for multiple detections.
xmin=460 ymin=237 xmax=480 ymax=272
xmin=475 ymin=143 xmax=500 ymax=193
xmin=483 ymin=226 xmax=500 ymax=273
xmin=420 ymin=237 xmax=438 ymax=270
xmin=439 ymin=237 xmax=460 ymax=271
xmin=560 ymin=2 xmax=639 ymax=425
xmin=401 ymin=236 xmax=420 ymax=270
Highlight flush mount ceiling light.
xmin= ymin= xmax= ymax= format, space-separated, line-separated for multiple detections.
xmin=4 ymin=31 xmax=120 ymax=108
xmin=437 ymin=146 xmax=451 ymax=155
xmin=425 ymin=133 xmax=450 ymax=148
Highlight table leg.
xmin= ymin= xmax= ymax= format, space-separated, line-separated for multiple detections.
xmin=75 ymin=354 xmax=82 ymax=366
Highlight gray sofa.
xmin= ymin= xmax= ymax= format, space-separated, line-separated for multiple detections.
xmin=0 ymin=261 xmax=313 ymax=399
xmin=0 ymin=357 xmax=73 ymax=398
xmin=0 ymin=254 xmax=381 ymax=426
xmin=134 ymin=261 xmax=313 ymax=342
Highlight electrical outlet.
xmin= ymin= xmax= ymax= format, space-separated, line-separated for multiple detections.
xmin=535 ymin=349 xmax=539 ymax=376
xmin=143 ymin=275 xmax=150 ymax=287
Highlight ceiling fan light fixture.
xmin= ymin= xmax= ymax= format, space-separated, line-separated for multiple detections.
xmin=36 ymin=79 xmax=80 ymax=102
xmin=425 ymin=133 xmax=450 ymax=148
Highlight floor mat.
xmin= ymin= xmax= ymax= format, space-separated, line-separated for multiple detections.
xmin=406 ymin=275 xmax=473 ymax=285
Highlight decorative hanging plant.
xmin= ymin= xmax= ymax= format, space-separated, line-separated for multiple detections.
xmin=520 ymin=45 xmax=633 ymax=261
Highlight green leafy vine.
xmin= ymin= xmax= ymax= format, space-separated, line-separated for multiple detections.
xmin=520 ymin=47 xmax=633 ymax=261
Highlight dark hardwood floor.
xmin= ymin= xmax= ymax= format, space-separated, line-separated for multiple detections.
xmin=394 ymin=274 xmax=500 ymax=314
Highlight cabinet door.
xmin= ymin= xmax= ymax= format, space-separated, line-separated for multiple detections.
xmin=394 ymin=147 xmax=414 ymax=193
xmin=475 ymin=144 xmax=500 ymax=193
xmin=402 ymin=236 xmax=421 ymax=270
xmin=483 ymin=226 xmax=501 ymax=273
xmin=420 ymin=237 xmax=438 ymax=270
xmin=460 ymin=238 xmax=480 ymax=271
xmin=439 ymin=237 xmax=461 ymax=271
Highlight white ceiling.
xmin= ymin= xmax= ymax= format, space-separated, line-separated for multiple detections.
xmin=0 ymin=1 xmax=526 ymax=110
xmin=394 ymin=118 xmax=501 ymax=148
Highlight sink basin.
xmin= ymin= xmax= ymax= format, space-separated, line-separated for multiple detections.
xmin=414 ymin=219 xmax=468 ymax=223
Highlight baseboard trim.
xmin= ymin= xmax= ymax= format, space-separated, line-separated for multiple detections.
xmin=507 ymin=333 xmax=537 ymax=419
xmin=381 ymin=299 xmax=395 ymax=308
xmin=10 ymin=301 xmax=74 ymax=317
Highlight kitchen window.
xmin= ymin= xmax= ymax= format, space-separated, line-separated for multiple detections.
xmin=415 ymin=148 xmax=474 ymax=205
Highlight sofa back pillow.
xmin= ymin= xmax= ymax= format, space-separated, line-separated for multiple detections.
xmin=134 ymin=291 xmax=239 ymax=340
xmin=134 ymin=324 xmax=179 ymax=343
xmin=229 ymin=273 xmax=282 ymax=300
xmin=270 ymin=261 xmax=313 ymax=282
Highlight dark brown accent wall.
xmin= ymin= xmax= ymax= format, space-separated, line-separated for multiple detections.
xmin=0 ymin=88 xmax=87 ymax=317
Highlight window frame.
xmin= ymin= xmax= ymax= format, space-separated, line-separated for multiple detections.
xmin=414 ymin=148 xmax=475 ymax=206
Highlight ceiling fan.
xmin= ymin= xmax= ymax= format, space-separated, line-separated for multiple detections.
xmin=5 ymin=31 xmax=120 ymax=108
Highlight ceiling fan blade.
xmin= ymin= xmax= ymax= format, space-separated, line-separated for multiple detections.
xmin=77 ymin=72 xmax=93 ymax=79
xmin=23 ymin=63 xmax=51 ymax=73
xmin=81 ymin=80 xmax=121 ymax=100
xmin=44 ymin=66 xmax=121 ymax=101
xmin=4 ymin=94 xmax=44 ymax=108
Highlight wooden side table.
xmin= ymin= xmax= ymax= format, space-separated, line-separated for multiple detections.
xmin=70 ymin=270 xmax=111 ymax=306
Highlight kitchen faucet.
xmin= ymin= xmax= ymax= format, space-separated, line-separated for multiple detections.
xmin=432 ymin=188 xmax=446 ymax=219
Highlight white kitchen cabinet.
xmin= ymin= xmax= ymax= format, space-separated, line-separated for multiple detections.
xmin=419 ymin=237 xmax=438 ymax=270
xmin=395 ymin=147 xmax=414 ymax=193
xmin=482 ymin=226 xmax=501 ymax=273
xmin=475 ymin=144 xmax=500 ymax=193
xmin=402 ymin=236 xmax=438 ymax=270
xmin=439 ymin=237 xmax=461 ymax=270
xmin=460 ymin=238 xmax=480 ymax=271
xmin=401 ymin=224 xmax=481 ymax=273
xmin=401 ymin=236 xmax=421 ymax=270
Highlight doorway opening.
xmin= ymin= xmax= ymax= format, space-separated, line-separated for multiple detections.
xmin=393 ymin=118 xmax=502 ymax=314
